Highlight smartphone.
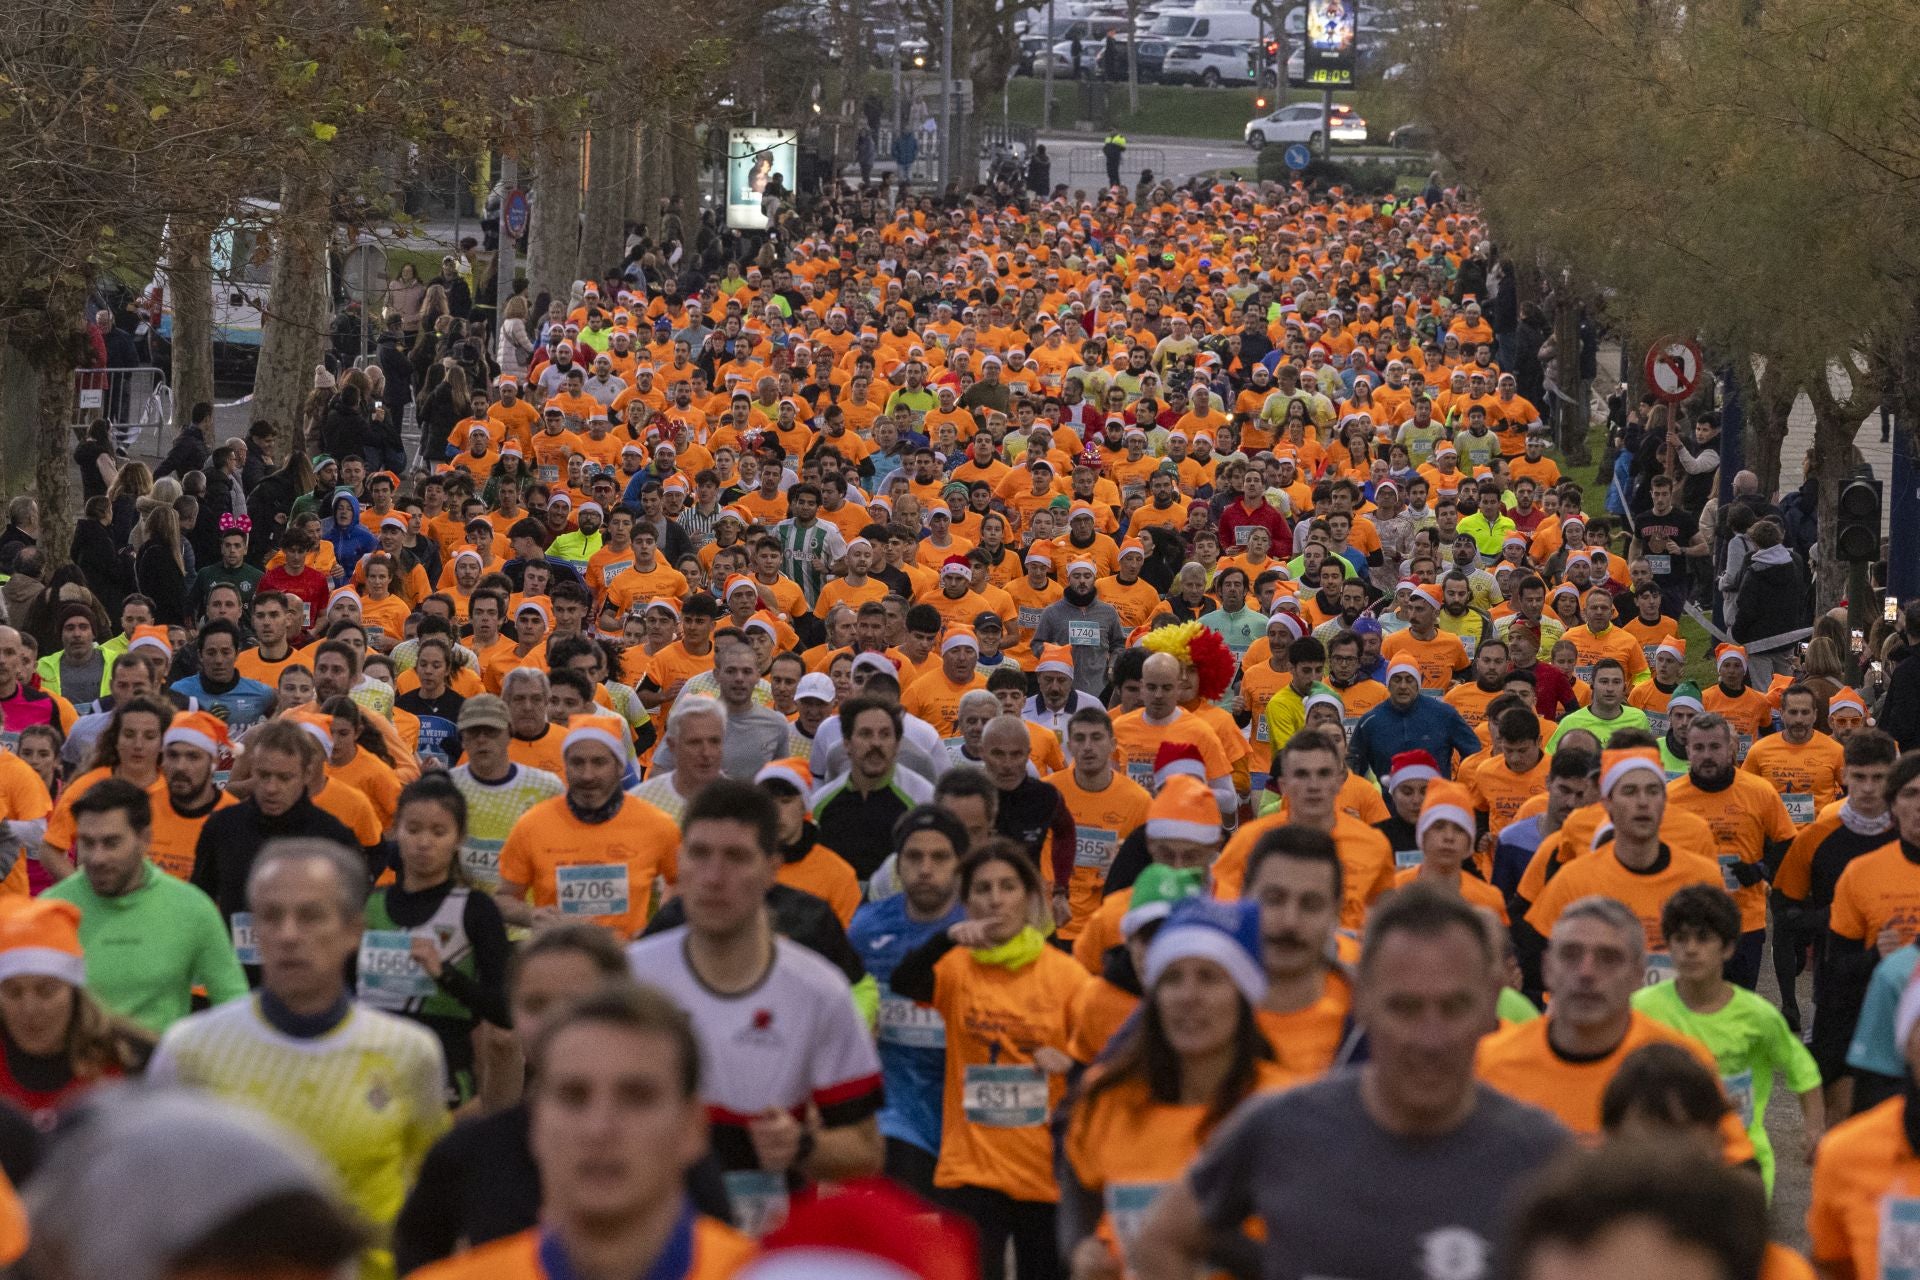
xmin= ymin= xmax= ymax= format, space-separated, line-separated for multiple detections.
xmin=1888 ymin=597 xmax=1901 ymax=623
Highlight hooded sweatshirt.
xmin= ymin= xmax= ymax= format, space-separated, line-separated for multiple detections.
xmin=323 ymin=490 xmax=378 ymax=581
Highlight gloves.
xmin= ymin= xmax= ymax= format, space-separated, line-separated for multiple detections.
xmin=1727 ymin=858 xmax=1766 ymax=888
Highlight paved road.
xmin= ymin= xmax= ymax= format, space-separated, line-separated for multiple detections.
xmin=1034 ymin=133 xmax=1257 ymax=187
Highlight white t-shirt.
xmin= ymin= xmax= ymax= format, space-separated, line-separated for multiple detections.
xmin=626 ymin=928 xmax=881 ymax=1125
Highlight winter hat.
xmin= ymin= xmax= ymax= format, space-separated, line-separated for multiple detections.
xmin=1035 ymin=645 xmax=1074 ymax=676
xmin=163 ymin=711 xmax=229 ymax=759
xmin=1143 ymin=897 xmax=1266 ymax=1005
xmin=756 ymin=757 xmax=814 ymax=796
xmin=1416 ymin=779 xmax=1476 ymax=845
xmin=1121 ymin=865 xmax=1205 ymax=940
xmin=0 ymin=898 xmax=85 ymax=987
xmin=126 ymin=624 xmax=173 ymax=657
xmin=1145 ymin=774 xmax=1221 ymax=845
xmin=1153 ymin=741 xmax=1208 ymax=788
xmin=1600 ymin=747 xmax=1666 ymax=797
xmin=1387 ymin=750 xmax=1440 ymax=791
xmin=1714 ymin=643 xmax=1747 ymax=670
xmin=560 ymin=712 xmax=629 ymax=763
xmin=312 ymin=364 xmax=336 ymax=391
xmin=740 ymin=1178 xmax=978 ymax=1280
xmin=1667 ymin=680 xmax=1704 ymax=714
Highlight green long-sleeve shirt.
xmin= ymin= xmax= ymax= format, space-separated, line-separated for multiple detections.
xmin=45 ymin=862 xmax=248 ymax=1032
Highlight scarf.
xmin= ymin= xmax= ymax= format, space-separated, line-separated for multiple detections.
xmin=1064 ymin=586 xmax=1098 ymax=608
xmin=972 ymin=925 xmax=1047 ymax=972
xmin=1840 ymin=799 xmax=1894 ymax=839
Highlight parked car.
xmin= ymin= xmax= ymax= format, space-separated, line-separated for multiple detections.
xmin=1388 ymin=120 xmax=1434 ymax=151
xmin=1157 ymin=39 xmax=1252 ymax=86
xmin=1329 ymin=103 xmax=1367 ymax=143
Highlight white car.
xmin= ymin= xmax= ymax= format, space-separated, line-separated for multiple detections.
xmin=1158 ymin=40 xmax=1252 ymax=86
xmin=1243 ymin=103 xmax=1325 ymax=149
xmin=1243 ymin=102 xmax=1367 ymax=148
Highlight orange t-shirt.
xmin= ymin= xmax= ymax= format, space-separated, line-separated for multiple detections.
xmin=1478 ymin=1012 xmax=1754 ymax=1159
xmin=498 ymin=793 xmax=681 ymax=940
xmin=1380 ymin=629 xmax=1468 ymax=690
xmin=1047 ymin=769 xmax=1153 ymax=939
xmin=930 ymin=945 xmax=1092 ymax=1201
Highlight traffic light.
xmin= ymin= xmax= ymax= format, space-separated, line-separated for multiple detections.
xmin=1264 ymin=39 xmax=1278 ymax=54
xmin=1837 ymin=475 xmax=1882 ymax=562
xmin=1254 ymin=94 xmax=1270 ymax=110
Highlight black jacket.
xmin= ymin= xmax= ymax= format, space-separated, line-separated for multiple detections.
xmin=321 ymin=396 xmax=374 ymax=459
xmin=154 ymin=424 xmax=209 ymax=480
xmin=69 ymin=521 xmax=131 ymax=618
xmin=135 ymin=539 xmax=189 ymax=626
xmin=377 ymin=337 xmax=415 ymax=411
xmin=190 ymin=796 xmax=361 ymax=922
xmin=1732 ymin=546 xmax=1810 ymax=650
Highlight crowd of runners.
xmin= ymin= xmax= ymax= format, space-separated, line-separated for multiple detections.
xmin=0 ymin=171 xmax=1901 ymax=1280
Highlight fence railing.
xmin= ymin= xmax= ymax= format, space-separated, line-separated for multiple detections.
xmin=1064 ymin=146 xmax=1168 ymax=188
xmin=72 ymin=367 xmax=172 ymax=456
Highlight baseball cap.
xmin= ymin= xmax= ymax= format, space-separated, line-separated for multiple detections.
xmin=456 ymin=694 xmax=511 ymax=733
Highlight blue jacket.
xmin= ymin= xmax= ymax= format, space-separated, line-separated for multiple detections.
xmin=323 ymin=490 xmax=377 ymax=581
xmin=1347 ymin=692 xmax=1482 ymax=783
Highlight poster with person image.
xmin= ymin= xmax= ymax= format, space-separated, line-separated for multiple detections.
xmin=727 ymin=129 xmax=798 ymax=231
xmin=1304 ymin=0 xmax=1357 ymax=86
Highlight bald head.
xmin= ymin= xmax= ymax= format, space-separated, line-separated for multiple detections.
xmin=1142 ymin=651 xmax=1182 ymax=718
xmin=1733 ymin=470 xmax=1759 ymax=497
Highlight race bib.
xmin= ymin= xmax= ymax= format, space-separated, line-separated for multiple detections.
xmin=723 ymin=1170 xmax=791 ymax=1240
xmin=1017 ymin=606 xmax=1040 ymax=632
xmin=1126 ymin=760 xmax=1154 ymax=788
xmin=962 ymin=1063 xmax=1047 ymax=1127
xmin=1574 ymin=664 xmax=1594 ymax=685
xmin=1074 ymin=826 xmax=1119 ymax=872
xmin=1394 ymin=849 xmax=1422 ymax=871
xmin=1459 ymin=632 xmax=1478 ymax=660
xmin=1252 ymin=713 xmax=1270 ymax=744
xmin=1105 ymin=1183 xmax=1165 ymax=1259
xmin=1736 ymin=733 xmax=1754 ymax=762
xmin=1723 ymin=1069 xmax=1755 ymax=1128
xmin=1067 ymin=620 xmax=1102 ymax=648
xmin=556 ymin=863 xmax=630 ymax=917
xmin=1784 ymin=793 xmax=1815 ymax=825
xmin=0 ymin=732 xmax=17 ymax=755
xmin=231 ymin=912 xmax=260 ymax=966
xmin=1233 ymin=526 xmax=1255 ymax=546
xmin=877 ymin=990 xmax=946 ymax=1049
xmin=460 ymin=838 xmax=504 ymax=889
xmin=1646 ymin=553 xmax=1672 ymax=576
xmin=537 ymin=465 xmax=560 ymax=484
xmin=1885 ymin=1197 xmax=1920 ymax=1280
xmin=1643 ymin=951 xmax=1676 ymax=988
xmin=358 ymin=930 xmax=435 ymax=1002
xmin=1646 ymin=711 xmax=1669 ymax=738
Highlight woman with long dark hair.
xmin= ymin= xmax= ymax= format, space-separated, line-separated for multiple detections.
xmin=1062 ymin=896 xmax=1284 ymax=1279
xmin=890 ymin=840 xmax=1092 ymax=1280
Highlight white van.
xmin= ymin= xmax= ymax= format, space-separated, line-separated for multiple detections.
xmin=1146 ymin=9 xmax=1263 ymax=42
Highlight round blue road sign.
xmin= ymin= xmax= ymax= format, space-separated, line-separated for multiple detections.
xmin=1283 ymin=143 xmax=1312 ymax=170
xmin=504 ymin=189 xmax=530 ymax=239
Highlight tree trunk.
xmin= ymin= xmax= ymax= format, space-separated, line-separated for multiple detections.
xmin=167 ymin=219 xmax=215 ymax=433
xmin=1553 ymin=294 xmax=1590 ymax=466
xmin=1804 ymin=362 xmax=1877 ymax=615
xmin=252 ymin=173 xmax=333 ymax=461
xmin=526 ymin=128 xmax=583 ymax=302
xmin=4 ymin=285 xmax=90 ymax=569
xmin=580 ymin=116 xmax=632 ymax=283
xmin=1743 ymin=356 xmax=1797 ymax=499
